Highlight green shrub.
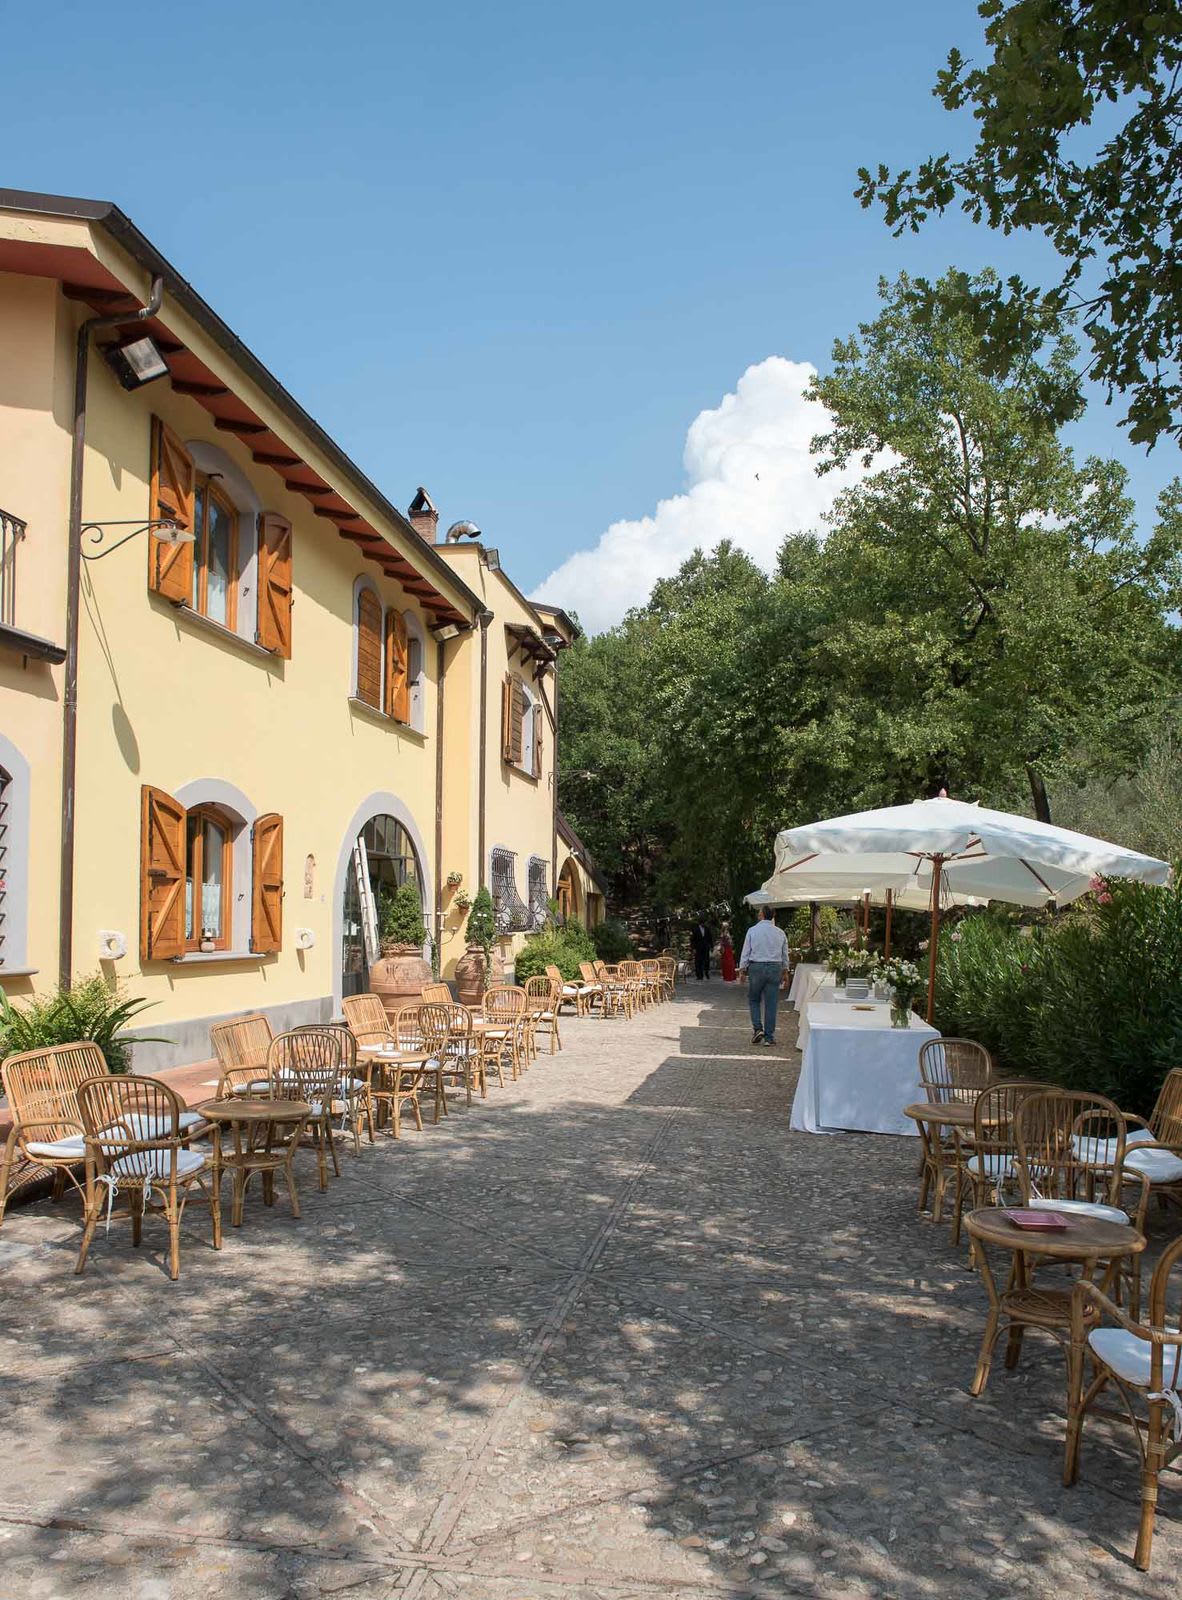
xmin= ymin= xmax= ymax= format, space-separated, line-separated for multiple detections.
xmin=464 ymin=887 xmax=497 ymax=992
xmin=591 ymin=919 xmax=633 ymax=962
xmin=514 ymin=925 xmax=597 ymax=983
xmin=934 ymin=883 xmax=1182 ymax=1114
xmin=0 ymin=973 xmax=164 ymax=1074
xmin=379 ymin=880 xmax=426 ymax=948
xmin=786 ymin=904 xmax=842 ymax=946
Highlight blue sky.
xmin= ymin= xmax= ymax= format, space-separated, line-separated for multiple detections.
xmin=5 ymin=1 xmax=1176 ymax=627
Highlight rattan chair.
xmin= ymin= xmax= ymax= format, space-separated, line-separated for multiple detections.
xmin=1066 ymin=1234 xmax=1182 ymax=1570
xmin=484 ymin=986 xmax=528 ymax=1079
xmin=657 ymin=956 xmax=677 ymax=1000
xmin=211 ymin=1012 xmax=275 ymax=1097
xmin=269 ymin=1029 xmax=344 ymax=1191
xmin=341 ymin=994 xmax=425 ymax=1137
xmin=525 ymin=975 xmax=563 ymax=1054
xmin=435 ymin=1003 xmax=486 ymax=1105
xmin=596 ymin=963 xmax=635 ymax=1018
xmin=574 ymin=961 xmax=606 ymax=1016
xmin=420 ymin=982 xmax=452 ymax=1005
xmin=957 ymin=1079 xmax=1046 ymax=1230
xmin=75 ymin=1074 xmax=220 ymax=1280
xmin=1119 ymin=1068 xmax=1182 ymax=1213
xmin=546 ymin=963 xmax=583 ymax=1016
xmin=906 ymin=1039 xmax=993 ymax=1224
xmin=291 ymin=1021 xmax=373 ymax=1153
xmin=1 ymin=1042 xmax=113 ymax=1225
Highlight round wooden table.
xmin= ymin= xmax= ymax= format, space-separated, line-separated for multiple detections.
xmin=964 ymin=1205 xmax=1146 ymax=1399
xmin=200 ymin=1097 xmax=310 ymax=1227
xmin=357 ymin=1045 xmax=445 ymax=1125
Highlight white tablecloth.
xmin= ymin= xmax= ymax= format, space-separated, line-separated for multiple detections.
xmin=796 ymin=983 xmax=883 ymax=1053
xmin=789 ymin=964 xmax=827 ymax=1011
xmin=790 ymin=1002 xmax=937 ymax=1136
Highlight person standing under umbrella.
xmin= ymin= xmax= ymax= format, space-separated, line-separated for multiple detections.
xmin=739 ymin=906 xmax=789 ymax=1045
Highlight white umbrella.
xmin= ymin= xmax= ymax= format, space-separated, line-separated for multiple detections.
xmin=756 ymin=855 xmax=984 ymax=956
xmin=776 ymin=795 xmax=1170 ymax=1019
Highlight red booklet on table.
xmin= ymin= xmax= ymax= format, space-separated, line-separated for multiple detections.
xmin=1002 ymin=1208 xmax=1069 ymax=1231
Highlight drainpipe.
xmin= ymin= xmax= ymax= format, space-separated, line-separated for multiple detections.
xmin=477 ymin=609 xmax=493 ymax=888
xmin=550 ymin=662 xmax=560 ymax=897
xmin=60 ymin=275 xmax=165 ymax=989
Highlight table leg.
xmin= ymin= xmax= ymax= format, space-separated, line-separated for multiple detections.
xmin=970 ymin=1243 xmax=1005 ymax=1397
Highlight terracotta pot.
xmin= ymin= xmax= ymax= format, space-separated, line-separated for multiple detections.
xmin=454 ymin=944 xmax=503 ymax=1007
xmin=370 ymin=943 xmax=433 ymax=1020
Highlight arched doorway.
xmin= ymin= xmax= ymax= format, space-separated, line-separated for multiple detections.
xmin=556 ymin=856 xmax=581 ymax=925
xmin=340 ymin=810 xmax=424 ymax=998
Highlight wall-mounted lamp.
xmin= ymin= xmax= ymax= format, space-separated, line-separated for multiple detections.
xmin=482 ymin=547 xmax=502 ymax=572
xmin=432 ymin=622 xmax=464 ymax=642
xmin=101 ymin=334 xmax=171 ymax=391
xmin=80 ymin=518 xmax=196 ymax=562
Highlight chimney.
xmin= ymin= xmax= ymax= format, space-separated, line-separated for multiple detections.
xmin=408 ymin=486 xmax=439 ymax=544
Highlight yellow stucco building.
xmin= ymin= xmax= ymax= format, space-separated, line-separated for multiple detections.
xmin=0 ymin=189 xmax=594 ymax=1069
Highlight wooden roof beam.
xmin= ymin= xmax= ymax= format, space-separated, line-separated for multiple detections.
xmin=215 ymin=418 xmax=267 ymax=436
xmin=172 ymin=379 xmax=229 ymax=398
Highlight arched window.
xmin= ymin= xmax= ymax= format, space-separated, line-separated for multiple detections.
xmin=184 ymin=804 xmax=233 ymax=950
xmin=185 ymin=439 xmax=263 ymax=641
xmin=521 ymin=685 xmax=537 ymax=776
xmin=404 ymin=612 xmax=426 ymax=733
xmin=342 ymin=812 xmax=422 ymax=995
xmin=352 ymin=580 xmax=426 ymax=731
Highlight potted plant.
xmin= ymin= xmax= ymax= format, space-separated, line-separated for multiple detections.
xmin=454 ymin=886 xmax=503 ymax=1005
xmin=369 ymin=880 xmax=432 ymax=1018
xmin=880 ymin=956 xmax=924 ymax=1027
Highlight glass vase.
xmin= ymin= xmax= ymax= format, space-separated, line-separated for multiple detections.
xmin=890 ymin=1001 xmax=911 ymax=1028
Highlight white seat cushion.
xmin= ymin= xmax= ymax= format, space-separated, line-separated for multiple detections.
xmin=561 ymin=985 xmax=579 ymax=996
xmin=95 ymin=1111 xmax=205 ymax=1145
xmin=109 ymin=1148 xmax=207 ymax=1183
xmin=577 ymin=984 xmax=599 ymax=994
xmin=1029 ymin=1196 xmax=1129 ymax=1225
xmin=966 ymin=1153 xmax=1014 ymax=1179
xmin=1071 ymin=1130 xmax=1182 ymax=1183
xmin=1089 ymin=1327 xmax=1182 ymax=1390
xmin=25 ymin=1135 xmax=86 ymax=1160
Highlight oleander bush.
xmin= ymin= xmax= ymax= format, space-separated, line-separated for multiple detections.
xmin=0 ymin=973 xmax=164 ymax=1074
xmin=934 ymin=881 xmax=1182 ymax=1113
xmin=514 ymin=925 xmax=597 ymax=983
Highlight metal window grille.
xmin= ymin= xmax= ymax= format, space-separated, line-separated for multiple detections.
xmin=0 ymin=510 xmax=26 ymax=629
xmin=527 ymin=857 xmax=549 ymax=930
xmin=0 ymin=765 xmax=9 ymax=965
xmin=491 ymin=847 xmax=531 ymax=934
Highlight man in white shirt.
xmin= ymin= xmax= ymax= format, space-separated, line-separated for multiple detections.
xmin=738 ymin=907 xmax=790 ymax=1045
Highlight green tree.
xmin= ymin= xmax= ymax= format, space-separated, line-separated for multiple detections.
xmin=807 ymin=269 xmax=1182 ymax=818
xmin=856 ymin=1 xmax=1182 ymax=446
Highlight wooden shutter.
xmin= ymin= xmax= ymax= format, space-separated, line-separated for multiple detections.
xmin=502 ymin=673 xmax=525 ymax=765
xmin=355 ymin=589 xmax=382 ymax=707
xmin=251 ymin=813 xmax=284 ymax=953
xmin=385 ymin=610 xmax=410 ymax=722
xmin=140 ymin=784 xmax=186 ymax=962
xmin=533 ymin=697 xmax=543 ymax=779
xmin=256 ymin=513 xmax=293 ymax=657
xmin=148 ymin=417 xmax=195 ymax=603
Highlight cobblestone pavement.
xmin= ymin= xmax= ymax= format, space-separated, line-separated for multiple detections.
xmin=2 ymin=980 xmax=1180 ymax=1598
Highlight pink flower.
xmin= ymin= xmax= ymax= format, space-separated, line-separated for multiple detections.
xmin=950 ymin=930 xmax=962 ymax=943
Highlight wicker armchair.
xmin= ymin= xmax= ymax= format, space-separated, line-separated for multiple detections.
xmin=575 ymin=961 xmax=606 ymax=1016
xmin=341 ymin=994 xmax=425 ymax=1137
xmin=291 ymin=1021 xmax=373 ymax=1153
xmin=957 ymin=1079 xmax=1045 ymax=1229
xmin=420 ymin=982 xmax=452 ymax=1005
xmin=1 ymin=1042 xmax=111 ymax=1225
xmin=905 ymin=1038 xmax=993 ymax=1225
xmin=484 ymin=986 xmax=528 ymax=1079
xmin=595 ymin=962 xmax=633 ymax=1019
xmin=210 ymin=1012 xmax=274 ymax=1097
xmin=269 ymin=1029 xmax=345 ymax=1191
xmin=546 ymin=963 xmax=583 ymax=1017
xmin=524 ymin=975 xmax=563 ymax=1055
xmin=1119 ymin=1067 xmax=1182 ymax=1213
xmin=75 ymin=1074 xmax=220 ymax=1281
xmin=434 ymin=1003 xmax=486 ymax=1105
xmin=1066 ymin=1234 xmax=1182 ymax=1569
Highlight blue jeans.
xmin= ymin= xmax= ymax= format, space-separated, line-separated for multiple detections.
xmin=747 ymin=961 xmax=783 ymax=1038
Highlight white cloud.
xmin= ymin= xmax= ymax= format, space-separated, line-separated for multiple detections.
xmin=532 ymin=356 xmax=865 ymax=633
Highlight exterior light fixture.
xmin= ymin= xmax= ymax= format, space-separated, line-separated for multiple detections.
xmin=482 ymin=547 xmax=502 ymax=572
xmin=101 ymin=335 xmax=171 ymax=391
xmin=80 ymin=519 xmax=195 ymax=562
xmin=432 ymin=622 xmax=463 ymax=642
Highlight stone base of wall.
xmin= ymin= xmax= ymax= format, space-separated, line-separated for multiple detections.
xmin=125 ymin=994 xmax=334 ymax=1075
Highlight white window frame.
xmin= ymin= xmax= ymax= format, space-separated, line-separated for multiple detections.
xmin=0 ymin=735 xmax=30 ymax=972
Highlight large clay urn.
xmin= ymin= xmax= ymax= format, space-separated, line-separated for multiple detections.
xmin=454 ymin=944 xmax=504 ymax=1007
xmin=370 ymin=942 xmax=433 ymax=1020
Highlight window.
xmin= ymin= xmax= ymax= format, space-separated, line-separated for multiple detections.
xmin=501 ymin=672 xmax=543 ymax=777
xmin=352 ymin=581 xmax=423 ymax=729
xmin=191 ymin=478 xmax=237 ymax=629
xmin=0 ymin=764 xmax=9 ymax=963
xmin=527 ymin=857 xmax=549 ymax=930
xmin=140 ymin=784 xmax=283 ymax=960
xmin=184 ymin=804 xmax=232 ymax=950
xmin=148 ymin=417 xmax=292 ymax=656
xmin=0 ymin=739 xmax=30 ymax=971
xmin=490 ymin=846 xmax=532 ymax=934
xmin=342 ymin=813 xmax=422 ymax=995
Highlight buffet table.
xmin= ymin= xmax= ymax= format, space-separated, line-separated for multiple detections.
xmin=790 ymin=1001 xmax=937 ymax=1136
xmin=789 ymin=963 xmax=827 ymax=1011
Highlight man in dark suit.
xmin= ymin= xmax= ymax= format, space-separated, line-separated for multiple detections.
xmin=689 ymin=918 xmax=713 ymax=981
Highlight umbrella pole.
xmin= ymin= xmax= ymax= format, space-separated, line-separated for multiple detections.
xmin=809 ymin=901 xmax=818 ymax=946
xmin=926 ymin=856 xmax=944 ymax=1023
xmin=884 ymin=890 xmax=893 ymax=960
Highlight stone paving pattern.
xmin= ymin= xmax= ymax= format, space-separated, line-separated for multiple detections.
xmin=2 ymin=980 xmax=1180 ymax=1597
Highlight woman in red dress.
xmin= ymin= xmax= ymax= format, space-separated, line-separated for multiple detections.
xmin=720 ymin=926 xmax=737 ymax=982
